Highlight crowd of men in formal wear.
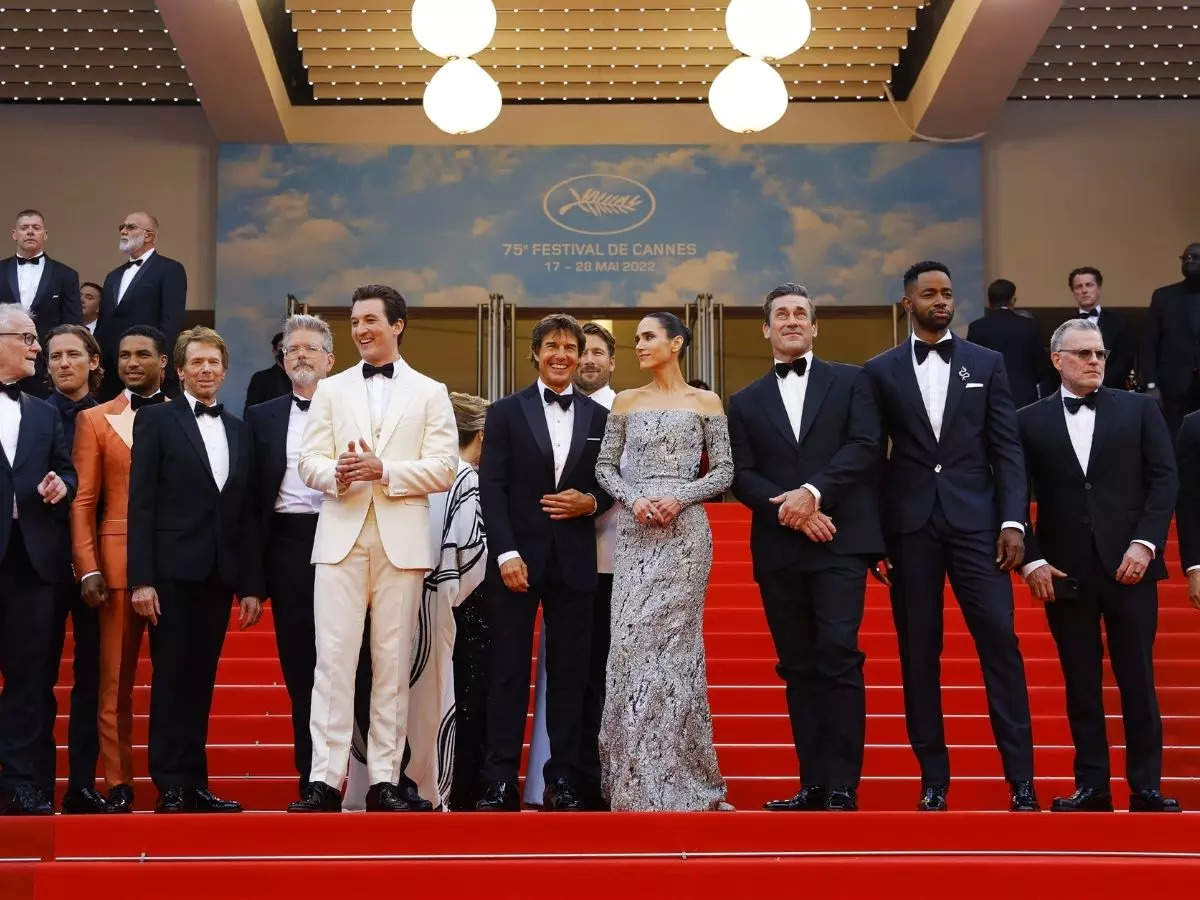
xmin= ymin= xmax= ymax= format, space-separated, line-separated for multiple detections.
xmin=1 ymin=202 xmax=1198 ymax=816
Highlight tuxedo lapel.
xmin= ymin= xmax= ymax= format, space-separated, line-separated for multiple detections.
xmin=170 ymin=395 xmax=217 ymax=489
xmin=3 ymin=258 xmax=18 ymax=307
xmin=1084 ymin=388 xmax=1117 ymax=478
xmin=891 ymin=345 xmax=936 ymax=443
xmin=104 ymin=394 xmax=135 ymax=449
xmin=122 ymin=252 xmax=156 ymax=299
xmin=518 ymin=384 xmax=555 ymax=482
xmin=758 ymin=372 xmax=797 ymax=448
xmin=12 ymin=394 xmax=42 ymax=471
xmin=558 ymin=393 xmax=593 ymax=489
xmin=796 ymin=357 xmax=832 ymax=446
xmin=220 ymin=412 xmax=241 ymax=494
xmin=1043 ymin=394 xmax=1085 ymax=480
xmin=30 ymin=257 xmax=52 ymax=312
xmin=940 ymin=343 xmax=969 ymax=435
xmin=349 ymin=363 xmax=373 ymax=449
xmin=376 ymin=360 xmax=416 ymax=453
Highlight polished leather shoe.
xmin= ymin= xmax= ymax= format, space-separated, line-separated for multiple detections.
xmin=3 ymin=784 xmax=53 ymax=816
xmin=763 ymin=785 xmax=826 ymax=811
xmin=1051 ymin=786 xmax=1113 ymax=812
xmin=1009 ymin=780 xmax=1040 ymax=812
xmin=104 ymin=784 xmax=135 ymax=814
xmin=918 ymin=783 xmax=949 ymax=811
xmin=395 ymin=781 xmax=434 ymax=812
xmin=543 ymin=777 xmax=585 ymax=811
xmin=61 ymin=786 xmax=107 ymax=814
xmin=155 ymin=785 xmax=190 ymax=813
xmin=824 ymin=786 xmax=858 ymax=811
xmin=365 ymin=782 xmax=413 ymax=812
xmin=191 ymin=787 xmax=242 ymax=813
xmin=1129 ymin=789 xmax=1183 ymax=812
xmin=475 ymin=780 xmax=521 ymax=811
xmin=287 ymin=781 xmax=342 ymax=813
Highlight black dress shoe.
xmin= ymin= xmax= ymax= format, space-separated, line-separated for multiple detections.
xmin=155 ymin=786 xmax=190 ymax=813
xmin=824 ymin=786 xmax=858 ymax=811
xmin=365 ymin=782 xmax=412 ymax=812
xmin=1129 ymin=789 xmax=1183 ymax=812
xmin=61 ymin=786 xmax=108 ymax=814
xmin=191 ymin=787 xmax=242 ymax=813
xmin=543 ymin=777 xmax=585 ymax=811
xmin=763 ymin=785 xmax=826 ymax=811
xmin=104 ymin=784 xmax=135 ymax=814
xmin=394 ymin=781 xmax=434 ymax=812
xmin=287 ymin=781 xmax=342 ymax=813
xmin=475 ymin=780 xmax=521 ymax=812
xmin=3 ymin=784 xmax=53 ymax=816
xmin=918 ymin=783 xmax=949 ymax=811
xmin=1009 ymin=780 xmax=1040 ymax=812
xmin=1051 ymin=786 xmax=1113 ymax=812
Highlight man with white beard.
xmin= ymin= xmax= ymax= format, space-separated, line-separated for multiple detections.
xmin=95 ymin=212 xmax=186 ymax=399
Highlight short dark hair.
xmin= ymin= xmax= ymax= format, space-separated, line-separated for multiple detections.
xmin=645 ymin=311 xmax=691 ymax=354
xmin=119 ymin=324 xmax=168 ymax=358
xmin=987 ymin=278 xmax=1016 ymax=308
xmin=351 ymin=284 xmax=408 ymax=346
xmin=763 ymin=282 xmax=815 ymax=324
xmin=80 ymin=281 xmax=102 ymax=294
xmin=903 ymin=260 xmax=952 ymax=294
xmin=270 ymin=331 xmax=284 ymax=350
xmin=1068 ymin=266 xmax=1103 ymax=289
xmin=14 ymin=208 xmax=44 ymax=224
xmin=529 ymin=313 xmax=585 ymax=366
xmin=581 ymin=321 xmax=616 ymax=357
xmin=45 ymin=324 xmax=104 ymax=394
xmin=687 ymin=378 xmax=710 ymax=391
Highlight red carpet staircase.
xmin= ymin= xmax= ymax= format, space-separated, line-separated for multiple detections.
xmin=4 ymin=502 xmax=1199 ymax=896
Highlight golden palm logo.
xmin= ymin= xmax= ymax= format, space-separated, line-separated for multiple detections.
xmin=557 ymin=188 xmax=643 ymax=218
xmin=544 ymin=174 xmax=657 ymax=235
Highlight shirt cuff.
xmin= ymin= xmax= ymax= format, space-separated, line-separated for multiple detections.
xmin=79 ymin=570 xmax=101 ymax=583
xmin=584 ymin=493 xmax=598 ymax=516
xmin=497 ymin=551 xmax=521 ymax=566
xmin=380 ymin=467 xmax=389 ymax=486
xmin=1020 ymin=559 xmax=1048 ymax=578
xmin=1001 ymin=521 xmax=1025 ymax=534
xmin=1132 ymin=539 xmax=1156 ymax=557
xmin=1187 ymin=565 xmax=1200 ymax=574
xmin=801 ymin=483 xmax=821 ymax=506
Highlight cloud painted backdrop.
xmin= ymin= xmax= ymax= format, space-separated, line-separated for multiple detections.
xmin=216 ymin=142 xmax=982 ymax=411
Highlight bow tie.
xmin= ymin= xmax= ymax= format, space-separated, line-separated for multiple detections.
xmin=194 ymin=401 xmax=223 ymax=418
xmin=124 ymin=257 xmax=145 ymax=269
xmin=774 ymin=358 xmax=808 ymax=379
xmin=543 ymin=387 xmax=572 ymax=411
xmin=1 ymin=382 xmax=21 ymax=401
xmin=362 ymin=362 xmax=394 ymax=380
xmin=130 ymin=391 xmax=165 ymax=412
xmin=58 ymin=396 xmax=92 ymax=419
xmin=16 ymin=255 xmax=43 ymax=266
xmin=293 ymin=395 xmax=311 ymax=412
xmin=913 ymin=338 xmax=953 ymax=364
xmin=1063 ymin=392 xmax=1098 ymax=414
xmin=1078 ymin=309 xmax=1098 ymax=319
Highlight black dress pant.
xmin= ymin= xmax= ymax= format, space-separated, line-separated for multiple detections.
xmin=41 ymin=583 xmax=101 ymax=794
xmin=888 ymin=504 xmax=1035 ymax=785
xmin=1044 ymin=554 xmax=1162 ymax=792
xmin=482 ymin=570 xmax=593 ymax=785
xmin=147 ymin=576 xmax=231 ymax=790
xmin=0 ymin=524 xmax=60 ymax=792
xmin=579 ymin=572 xmax=612 ymax=794
xmin=265 ymin=512 xmax=319 ymax=790
xmin=757 ymin=557 xmax=868 ymax=789
xmin=449 ymin=587 xmax=490 ymax=810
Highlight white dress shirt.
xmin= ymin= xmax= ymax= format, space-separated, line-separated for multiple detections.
xmin=116 ymin=247 xmax=155 ymax=305
xmin=275 ymin=396 xmax=325 ymax=514
xmin=15 ymin=254 xmax=44 ymax=310
xmin=363 ymin=358 xmax=399 ymax=432
xmin=775 ymin=351 xmax=823 ymax=506
xmin=0 ymin=390 xmax=19 ymax=518
xmin=85 ymin=319 xmax=97 ymax=335
xmin=184 ymin=389 xmax=229 ymax=491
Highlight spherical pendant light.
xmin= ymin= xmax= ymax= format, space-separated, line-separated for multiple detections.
xmin=422 ymin=58 xmax=503 ymax=134
xmin=708 ymin=57 xmax=789 ymax=133
xmin=411 ymin=0 xmax=498 ymax=59
xmin=725 ymin=0 xmax=813 ymax=61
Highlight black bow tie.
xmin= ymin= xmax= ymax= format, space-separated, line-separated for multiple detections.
xmin=1078 ymin=309 xmax=1098 ymax=319
xmin=194 ymin=401 xmax=223 ymax=418
xmin=1 ymin=382 xmax=21 ymax=401
xmin=543 ymin=387 xmax=572 ymax=411
xmin=130 ymin=391 xmax=165 ymax=412
xmin=293 ymin=395 xmax=311 ymax=412
xmin=913 ymin=338 xmax=953 ymax=364
xmin=125 ymin=257 xmax=145 ymax=269
xmin=774 ymin=358 xmax=808 ymax=379
xmin=58 ymin=396 xmax=92 ymax=419
xmin=362 ymin=362 xmax=394 ymax=380
xmin=1063 ymin=392 xmax=1098 ymax=414
xmin=16 ymin=255 xmax=43 ymax=265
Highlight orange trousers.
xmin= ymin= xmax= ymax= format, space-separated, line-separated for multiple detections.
xmin=96 ymin=588 xmax=147 ymax=789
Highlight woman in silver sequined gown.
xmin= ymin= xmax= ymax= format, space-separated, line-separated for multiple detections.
xmin=594 ymin=313 xmax=734 ymax=811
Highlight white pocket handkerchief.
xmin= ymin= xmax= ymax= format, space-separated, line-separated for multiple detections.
xmin=586 ymin=436 xmax=601 ymax=441
xmin=965 ymin=382 xmax=984 ymax=389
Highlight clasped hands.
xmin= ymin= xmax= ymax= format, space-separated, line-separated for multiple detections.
xmin=335 ymin=438 xmax=383 ymax=491
xmin=632 ymin=496 xmax=683 ymax=529
xmin=1025 ymin=541 xmax=1152 ymax=602
xmin=769 ymin=487 xmax=835 ymax=543
xmin=500 ymin=490 xmax=599 ymax=593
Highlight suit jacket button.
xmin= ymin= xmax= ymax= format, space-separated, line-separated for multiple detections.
xmin=933 ymin=464 xmax=942 ymax=473
xmin=1084 ymin=482 xmax=1092 ymax=490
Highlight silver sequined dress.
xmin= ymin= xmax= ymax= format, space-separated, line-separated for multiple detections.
xmin=594 ymin=409 xmax=734 ymax=811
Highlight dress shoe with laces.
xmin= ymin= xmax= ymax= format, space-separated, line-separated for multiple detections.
xmin=365 ymin=782 xmax=412 ymax=812
xmin=475 ymin=780 xmax=521 ymax=811
xmin=824 ymin=787 xmax=858 ymax=811
xmin=1009 ymin=780 xmax=1040 ymax=812
xmin=395 ymin=781 xmax=434 ymax=812
xmin=763 ymin=785 xmax=827 ymax=811
xmin=1129 ymin=789 xmax=1182 ymax=812
xmin=155 ymin=786 xmax=190 ymax=813
xmin=191 ymin=787 xmax=242 ymax=812
xmin=918 ymin=784 xmax=949 ymax=811
xmin=1051 ymin=786 xmax=1113 ymax=812
xmin=3 ymin=784 xmax=53 ymax=816
xmin=61 ymin=786 xmax=108 ymax=814
xmin=543 ymin=777 xmax=585 ymax=811
xmin=287 ymin=781 xmax=342 ymax=813
xmin=104 ymin=784 xmax=135 ymax=814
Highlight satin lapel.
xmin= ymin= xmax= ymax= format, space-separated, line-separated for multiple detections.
xmin=3 ymin=258 xmax=18 ymax=306
xmin=1043 ymin=394 xmax=1085 ymax=480
xmin=796 ymin=357 xmax=833 ymax=446
xmin=220 ymin=412 xmax=241 ymax=494
xmin=171 ymin=396 xmax=217 ymax=489
xmin=30 ymin=257 xmax=52 ymax=312
xmin=518 ymin=384 xmax=555 ymax=483
xmin=376 ymin=361 xmax=415 ymax=454
xmin=350 ymin=363 xmax=373 ymax=449
xmin=759 ymin=372 xmax=798 ymax=448
xmin=891 ymin=346 xmax=936 ymax=443
xmin=939 ymin=342 xmax=969 ymax=436
xmin=1084 ymin=388 xmax=1116 ymax=478
xmin=122 ymin=252 xmax=155 ymax=299
xmin=12 ymin=394 xmax=42 ymax=471
xmin=558 ymin=393 xmax=593 ymax=489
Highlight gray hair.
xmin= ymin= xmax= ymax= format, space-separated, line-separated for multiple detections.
xmin=1050 ymin=318 xmax=1102 ymax=353
xmin=283 ymin=313 xmax=334 ymax=353
xmin=0 ymin=304 xmax=34 ymax=332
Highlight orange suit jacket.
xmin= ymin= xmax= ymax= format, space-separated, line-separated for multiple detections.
xmin=71 ymin=393 xmax=134 ymax=589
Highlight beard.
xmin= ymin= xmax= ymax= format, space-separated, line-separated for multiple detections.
xmin=118 ymin=233 xmax=145 ymax=255
xmin=574 ymin=367 xmax=610 ymax=393
xmin=289 ymin=364 xmax=318 ymax=389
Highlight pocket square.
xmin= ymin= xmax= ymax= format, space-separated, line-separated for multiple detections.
xmin=965 ymin=382 xmax=984 ymax=389
xmin=586 ymin=436 xmax=601 ymax=441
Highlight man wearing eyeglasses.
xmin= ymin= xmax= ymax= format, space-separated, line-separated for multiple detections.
xmin=1142 ymin=243 xmax=1200 ymax=438
xmin=1018 ymin=318 xmax=1180 ymax=813
xmin=95 ymin=212 xmax=186 ymax=400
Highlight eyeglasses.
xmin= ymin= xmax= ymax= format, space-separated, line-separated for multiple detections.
xmin=1058 ymin=348 xmax=1109 ymax=361
xmin=0 ymin=332 xmax=37 ymax=346
xmin=283 ymin=344 xmax=326 ymax=357
xmin=118 ymin=223 xmax=146 ymax=233
xmin=1182 ymin=253 xmax=1200 ymax=263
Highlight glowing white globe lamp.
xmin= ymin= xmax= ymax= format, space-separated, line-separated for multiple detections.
xmin=422 ymin=58 xmax=503 ymax=134
xmin=411 ymin=0 xmax=498 ymax=59
xmin=708 ymin=57 xmax=789 ymax=133
xmin=725 ymin=0 xmax=813 ymax=61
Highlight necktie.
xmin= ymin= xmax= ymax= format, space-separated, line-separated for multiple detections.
xmin=293 ymin=395 xmax=311 ymax=412
xmin=125 ymin=257 xmax=144 ymax=269
xmin=1 ymin=382 xmax=21 ymax=401
xmin=130 ymin=392 xmax=165 ymax=412
xmin=194 ymin=401 xmax=223 ymax=418
xmin=1063 ymin=392 xmax=1098 ymax=414
xmin=913 ymin=339 xmax=953 ymax=364
xmin=774 ymin=358 xmax=808 ymax=379
xmin=362 ymin=362 xmax=394 ymax=379
xmin=16 ymin=255 xmax=43 ymax=266
xmin=543 ymin=387 xmax=572 ymax=411
xmin=1078 ymin=309 xmax=1098 ymax=319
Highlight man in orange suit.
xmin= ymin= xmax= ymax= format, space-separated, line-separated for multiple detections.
xmin=70 ymin=324 xmax=168 ymax=813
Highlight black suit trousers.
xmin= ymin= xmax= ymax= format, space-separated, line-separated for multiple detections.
xmin=757 ymin=558 xmax=867 ymax=788
xmin=147 ymin=576 xmax=231 ymax=790
xmin=888 ymin=504 xmax=1034 ymax=785
xmin=1044 ymin=556 xmax=1162 ymax=792
xmin=483 ymin=570 xmax=593 ymax=785
xmin=40 ymin=583 xmax=101 ymax=793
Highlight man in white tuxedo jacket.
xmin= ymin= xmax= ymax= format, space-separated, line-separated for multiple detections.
xmin=290 ymin=285 xmax=457 ymax=813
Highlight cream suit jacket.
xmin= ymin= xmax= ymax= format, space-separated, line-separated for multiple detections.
xmin=298 ymin=357 xmax=458 ymax=569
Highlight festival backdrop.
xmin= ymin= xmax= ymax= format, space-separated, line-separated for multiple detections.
xmin=216 ymin=142 xmax=982 ymax=412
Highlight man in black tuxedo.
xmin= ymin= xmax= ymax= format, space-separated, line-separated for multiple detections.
xmin=965 ymin=279 xmax=1049 ymax=409
xmin=1177 ymin=408 xmax=1200 ymax=613
xmin=244 ymin=315 xmax=335 ymax=801
xmin=477 ymin=313 xmax=612 ymax=811
xmin=1020 ymin=318 xmax=1180 ymax=812
xmin=0 ymin=306 xmax=76 ymax=815
xmin=128 ymin=326 xmax=263 ymax=813
xmin=0 ymin=209 xmax=82 ymax=397
xmin=863 ymin=260 xmax=1037 ymax=812
xmin=96 ymin=212 xmax=186 ymax=400
xmin=1142 ymin=243 xmax=1200 ymax=438
xmin=1064 ymin=267 xmax=1135 ymax=392
xmin=244 ymin=331 xmax=292 ymax=410
xmin=729 ymin=283 xmax=884 ymax=812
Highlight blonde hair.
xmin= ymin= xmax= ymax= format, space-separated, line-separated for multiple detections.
xmin=450 ymin=391 xmax=488 ymax=448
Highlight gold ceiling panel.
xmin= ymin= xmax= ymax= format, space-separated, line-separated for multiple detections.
xmin=300 ymin=46 xmax=902 ymax=68
xmin=312 ymin=81 xmax=882 ymax=101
